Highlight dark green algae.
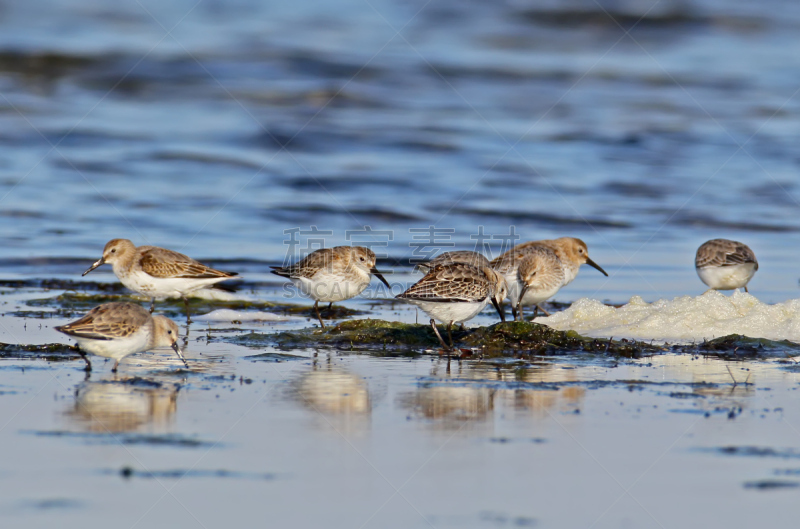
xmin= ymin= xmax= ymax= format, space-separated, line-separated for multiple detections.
xmin=229 ymin=319 xmax=800 ymax=359
xmin=0 ymin=342 xmax=78 ymax=362
xmin=230 ymin=319 xmax=663 ymax=358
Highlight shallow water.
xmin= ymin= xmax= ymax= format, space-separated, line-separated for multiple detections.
xmin=2 ymin=0 xmax=800 ymax=526
xmin=4 ymin=317 xmax=800 ymax=528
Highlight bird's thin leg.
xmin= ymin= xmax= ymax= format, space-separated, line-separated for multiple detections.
xmin=532 ymin=305 xmax=539 ymax=319
xmin=744 ymin=286 xmax=749 ymax=293
xmin=327 ymin=302 xmax=332 ymax=312
xmin=183 ymin=297 xmax=192 ymax=324
xmin=314 ymin=301 xmax=326 ymax=329
xmin=112 ymin=359 xmax=119 ymax=373
xmin=430 ymin=319 xmax=449 ymax=351
xmin=77 ymin=349 xmax=92 ymax=372
xmin=517 ymin=304 xmax=524 ymax=322
xmin=536 ymin=304 xmax=551 ymax=316
xmin=149 ymin=298 xmax=155 ymax=313
xmin=511 ymin=305 xmax=518 ymax=321
xmin=447 ymin=321 xmax=455 ymax=349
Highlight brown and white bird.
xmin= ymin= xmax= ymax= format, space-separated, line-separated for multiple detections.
xmin=396 ymin=263 xmax=506 ymax=351
xmin=491 ymin=237 xmax=607 ymax=315
xmin=493 ymin=237 xmax=607 ymax=286
xmin=695 ymin=239 xmax=758 ymax=292
xmin=82 ymin=239 xmax=237 ymax=322
xmin=55 ymin=302 xmax=186 ymax=373
xmin=271 ymin=246 xmax=391 ymax=329
xmin=492 ymin=246 xmax=565 ymax=321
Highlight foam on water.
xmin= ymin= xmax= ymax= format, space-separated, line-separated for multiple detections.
xmin=538 ymin=290 xmax=800 ymax=344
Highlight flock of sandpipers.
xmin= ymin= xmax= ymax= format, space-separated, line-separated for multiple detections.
xmin=53 ymin=236 xmax=758 ymax=372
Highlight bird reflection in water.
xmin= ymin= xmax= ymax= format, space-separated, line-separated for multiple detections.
xmin=469 ymin=363 xmax=586 ymax=417
xmin=66 ymin=377 xmax=180 ymax=433
xmin=399 ymin=360 xmax=587 ymax=428
xmin=291 ymin=355 xmax=371 ymax=434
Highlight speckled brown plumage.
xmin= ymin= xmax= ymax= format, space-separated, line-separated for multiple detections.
xmin=418 ymin=251 xmax=490 ymax=272
xmin=55 ymin=302 xmax=150 ymax=341
xmin=695 ymin=239 xmax=758 ymax=270
xmin=397 ymin=263 xmax=494 ymax=303
xmin=271 ymin=246 xmax=365 ymax=280
xmin=138 ymin=246 xmax=235 ymax=279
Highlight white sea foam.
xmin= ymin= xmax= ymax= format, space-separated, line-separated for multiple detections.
xmin=537 ymin=290 xmax=800 ymax=344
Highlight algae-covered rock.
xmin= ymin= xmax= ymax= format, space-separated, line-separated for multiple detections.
xmin=0 ymin=342 xmax=79 ymax=361
xmin=225 ymin=319 xmax=795 ymax=359
xmin=691 ymin=334 xmax=800 ymax=358
xmin=231 ymin=319 xmax=434 ymax=353
xmin=463 ymin=322 xmax=663 ymax=357
xmin=227 ymin=318 xmax=666 ymax=358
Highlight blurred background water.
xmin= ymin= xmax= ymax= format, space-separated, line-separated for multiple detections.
xmin=1 ymin=0 xmax=800 ymax=303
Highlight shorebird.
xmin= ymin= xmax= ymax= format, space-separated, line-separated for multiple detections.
xmin=55 ymin=302 xmax=187 ymax=372
xmin=493 ymin=246 xmax=565 ymax=321
xmin=271 ymin=246 xmax=390 ymax=329
xmin=83 ymin=239 xmax=237 ymax=322
xmin=695 ymin=239 xmax=758 ymax=292
xmin=396 ymin=262 xmax=507 ymax=351
xmin=491 ymin=237 xmax=607 ymax=315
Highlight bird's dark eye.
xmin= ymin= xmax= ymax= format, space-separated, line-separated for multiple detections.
xmin=111 ymin=249 xmax=116 ymax=253
xmin=360 ymin=257 xmax=366 ymax=262
xmin=167 ymin=330 xmax=172 ymax=334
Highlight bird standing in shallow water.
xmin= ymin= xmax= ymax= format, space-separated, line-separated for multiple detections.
xmin=695 ymin=239 xmax=758 ymax=292
xmin=83 ymin=239 xmax=237 ymax=323
xmin=55 ymin=302 xmax=186 ymax=373
xmin=396 ymin=263 xmax=506 ymax=351
xmin=271 ymin=246 xmax=391 ymax=329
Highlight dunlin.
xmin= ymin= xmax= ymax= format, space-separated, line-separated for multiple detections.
xmin=82 ymin=239 xmax=237 ymax=322
xmin=55 ymin=302 xmax=187 ymax=372
xmin=695 ymin=239 xmax=758 ymax=292
xmin=271 ymin=246 xmax=391 ymax=329
xmin=493 ymin=246 xmax=565 ymax=321
xmin=396 ymin=263 xmax=506 ymax=351
xmin=417 ymin=250 xmax=490 ymax=273
xmin=493 ymin=237 xmax=607 ymax=286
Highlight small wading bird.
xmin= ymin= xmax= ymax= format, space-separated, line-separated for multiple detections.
xmin=270 ymin=246 xmax=391 ymax=329
xmin=83 ymin=239 xmax=238 ymax=323
xmin=396 ymin=262 xmax=507 ymax=352
xmin=492 ymin=237 xmax=607 ymax=316
xmin=55 ymin=302 xmax=187 ymax=373
xmin=493 ymin=246 xmax=565 ymax=321
xmin=695 ymin=239 xmax=758 ymax=292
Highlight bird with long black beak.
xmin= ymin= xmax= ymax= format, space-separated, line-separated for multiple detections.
xmin=82 ymin=239 xmax=238 ymax=323
xmin=270 ymin=246 xmax=391 ymax=329
xmin=491 ymin=236 xmax=607 ymax=316
xmin=396 ymin=262 xmax=506 ymax=352
xmin=55 ymin=302 xmax=187 ymax=373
